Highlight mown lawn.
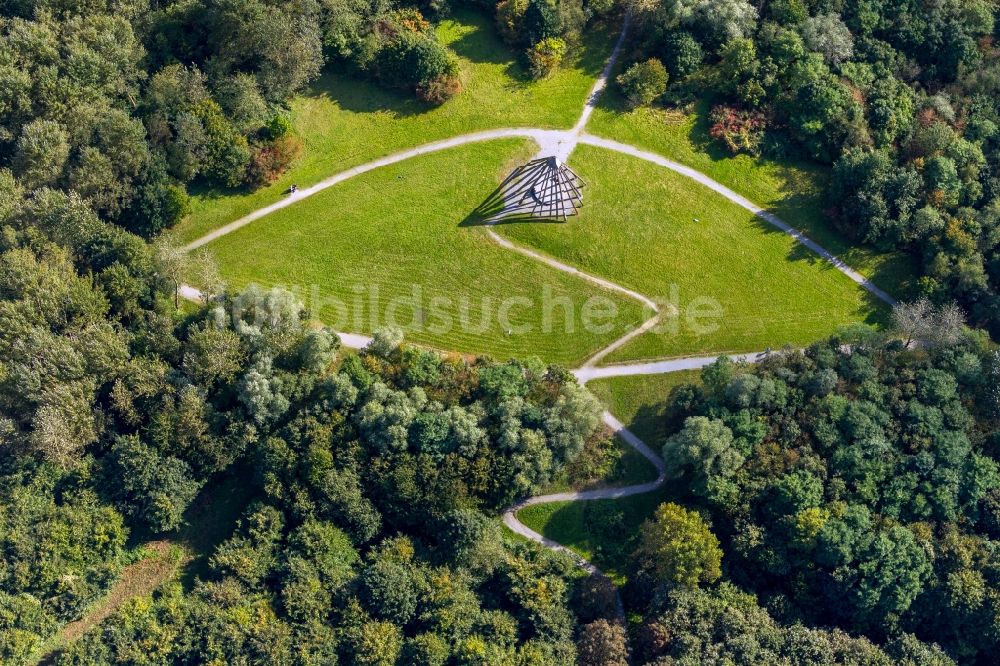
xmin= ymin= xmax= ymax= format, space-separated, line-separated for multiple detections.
xmin=586 ymin=92 xmax=918 ymax=299
xmin=174 ymin=8 xmax=617 ymax=245
xmin=586 ymin=370 xmax=702 ymax=449
xmin=500 ymin=145 xmax=889 ymax=363
xmin=201 ymin=139 xmax=647 ymax=366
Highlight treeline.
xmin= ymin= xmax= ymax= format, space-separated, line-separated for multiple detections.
xmin=619 ymin=0 xmax=1000 ymax=340
xmin=0 ymin=154 xmax=614 ymax=659
xmin=0 ymin=2 xmax=634 ymax=662
xmin=620 ymin=326 xmax=1000 ymax=664
xmin=0 ymin=0 xmax=323 ymax=235
xmin=0 ymin=0 xmax=619 ymax=245
xmin=0 ymin=205 xmax=615 ymax=662
xmin=492 ymin=0 xmax=615 ymax=77
xmin=0 ymin=79 xmax=617 ymax=662
xmin=41 ymin=329 xmax=615 ymax=664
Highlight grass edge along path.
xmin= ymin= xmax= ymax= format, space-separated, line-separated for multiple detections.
xmin=503 ymin=410 xmax=667 ymax=591
xmin=512 ymin=371 xmax=704 ymax=584
xmin=174 ymin=8 xmax=619 ymax=244
xmin=182 ymin=9 xmax=898 ymax=369
xmin=586 ymin=370 xmax=702 ymax=446
xmin=585 ymin=92 xmax=919 ymax=298
xmin=499 ymin=143 xmax=891 ymax=365
xmin=202 ymin=138 xmax=650 ymax=367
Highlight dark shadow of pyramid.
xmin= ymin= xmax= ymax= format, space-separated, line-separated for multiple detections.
xmin=462 ymin=156 xmax=586 ymax=227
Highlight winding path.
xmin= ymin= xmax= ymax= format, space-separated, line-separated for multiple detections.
xmin=179 ymin=12 xmax=897 ymax=625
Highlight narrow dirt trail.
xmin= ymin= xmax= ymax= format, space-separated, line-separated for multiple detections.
xmin=59 ymin=543 xmax=177 ymax=642
xmin=34 ymin=542 xmax=179 ymax=665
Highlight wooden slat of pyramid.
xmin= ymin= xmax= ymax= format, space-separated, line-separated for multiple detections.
xmin=485 ymin=156 xmax=586 ymax=222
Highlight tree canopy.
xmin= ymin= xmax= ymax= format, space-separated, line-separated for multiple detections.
xmin=624 ymin=329 xmax=1000 ymax=664
xmin=623 ymin=0 xmax=1000 ymax=339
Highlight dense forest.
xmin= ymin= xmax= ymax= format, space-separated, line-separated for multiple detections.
xmin=623 ymin=328 xmax=1000 ymax=664
xmin=622 ymin=0 xmax=1000 ymax=339
xmin=0 ymin=168 xmax=618 ymax=661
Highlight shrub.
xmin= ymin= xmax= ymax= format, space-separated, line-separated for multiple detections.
xmin=562 ymin=432 xmax=619 ymax=486
xmin=416 ymin=73 xmax=462 ymax=104
xmin=496 ymin=0 xmax=529 ymax=45
xmin=246 ymin=135 xmax=304 ymax=187
xmin=124 ymin=179 xmax=190 ymax=236
xmin=708 ymin=105 xmax=767 ymax=155
xmin=527 ymin=37 xmax=567 ymax=79
xmin=391 ymin=7 xmax=431 ymax=34
xmin=121 ymin=156 xmax=191 ymax=236
xmin=578 ymin=620 xmax=629 ymax=666
xmin=377 ymin=32 xmax=458 ymax=92
xmin=266 ymin=114 xmax=292 ymax=139
xmin=195 ymin=99 xmax=252 ymax=187
xmin=659 ymin=30 xmax=703 ymax=80
xmin=616 ymin=58 xmax=668 ymax=108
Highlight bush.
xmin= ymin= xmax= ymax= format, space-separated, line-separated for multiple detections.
xmin=195 ymin=99 xmax=253 ymax=187
xmin=616 ymin=58 xmax=668 ymax=108
xmin=416 ymin=73 xmax=462 ymax=104
xmin=577 ymin=620 xmax=629 ymax=666
xmin=246 ymin=135 xmax=304 ymax=187
xmin=377 ymin=32 xmax=459 ymax=92
xmin=585 ymin=0 xmax=616 ymax=19
xmin=391 ymin=7 xmax=431 ymax=34
xmin=527 ymin=37 xmax=567 ymax=79
xmin=496 ymin=0 xmax=530 ymax=45
xmin=659 ymin=30 xmax=703 ymax=80
xmin=708 ymin=105 xmax=767 ymax=156
xmin=562 ymin=432 xmax=619 ymax=486
xmin=266 ymin=114 xmax=293 ymax=139
xmin=122 ymin=157 xmax=191 ymax=236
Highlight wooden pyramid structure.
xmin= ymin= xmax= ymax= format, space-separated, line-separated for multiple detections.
xmin=481 ymin=156 xmax=586 ymax=222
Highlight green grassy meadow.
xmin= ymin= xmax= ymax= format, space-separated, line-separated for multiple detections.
xmin=174 ymin=8 xmax=617 ymax=244
xmin=517 ymin=487 xmax=673 ymax=584
xmin=501 ymin=145 xmax=889 ymax=363
xmin=202 ymin=139 xmax=647 ymax=366
xmin=586 ymin=370 xmax=702 ymax=448
xmin=586 ymin=94 xmax=918 ymax=298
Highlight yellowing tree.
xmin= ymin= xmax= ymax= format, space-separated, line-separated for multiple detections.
xmin=635 ymin=502 xmax=722 ymax=588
